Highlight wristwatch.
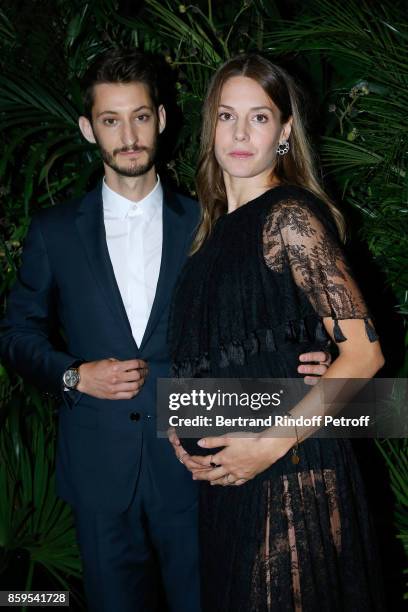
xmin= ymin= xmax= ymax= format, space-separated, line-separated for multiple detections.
xmin=62 ymin=360 xmax=84 ymax=391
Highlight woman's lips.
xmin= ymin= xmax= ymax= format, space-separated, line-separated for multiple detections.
xmin=229 ymin=151 xmax=254 ymax=158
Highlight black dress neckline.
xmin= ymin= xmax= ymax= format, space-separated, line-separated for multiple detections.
xmin=222 ymin=184 xmax=287 ymax=220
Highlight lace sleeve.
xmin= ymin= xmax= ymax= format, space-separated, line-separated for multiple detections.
xmin=262 ymin=197 xmax=378 ymax=343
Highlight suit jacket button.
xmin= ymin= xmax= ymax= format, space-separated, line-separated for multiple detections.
xmin=130 ymin=412 xmax=141 ymax=421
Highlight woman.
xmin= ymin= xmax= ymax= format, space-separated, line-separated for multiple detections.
xmin=168 ymin=54 xmax=385 ymax=611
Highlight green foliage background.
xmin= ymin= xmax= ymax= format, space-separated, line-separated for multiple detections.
xmin=0 ymin=0 xmax=407 ymax=605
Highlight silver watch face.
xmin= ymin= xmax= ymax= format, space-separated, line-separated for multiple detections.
xmin=63 ymin=368 xmax=80 ymax=389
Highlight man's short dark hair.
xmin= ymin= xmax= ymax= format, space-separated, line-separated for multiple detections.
xmin=81 ymin=47 xmax=161 ymax=120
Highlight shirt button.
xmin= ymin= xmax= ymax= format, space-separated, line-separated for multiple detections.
xmin=130 ymin=412 xmax=141 ymax=422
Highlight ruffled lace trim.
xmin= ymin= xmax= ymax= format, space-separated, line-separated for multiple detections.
xmin=171 ymin=315 xmax=378 ymax=378
xmin=171 ymin=316 xmax=327 ymax=378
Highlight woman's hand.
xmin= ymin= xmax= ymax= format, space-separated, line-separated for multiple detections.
xmin=190 ymin=431 xmax=296 ymax=486
xmin=168 ymin=428 xmax=212 ymax=473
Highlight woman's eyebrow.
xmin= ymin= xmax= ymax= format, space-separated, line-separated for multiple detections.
xmin=218 ymin=104 xmax=274 ymax=112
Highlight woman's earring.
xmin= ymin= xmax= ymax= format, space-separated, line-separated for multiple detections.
xmin=276 ymin=140 xmax=290 ymax=156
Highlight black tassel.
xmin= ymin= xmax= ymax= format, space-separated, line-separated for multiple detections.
xmin=364 ymin=318 xmax=379 ymax=342
xmin=285 ymin=321 xmax=294 ymax=342
xmin=175 ymin=360 xmax=193 ymax=377
xmin=315 ymin=319 xmax=329 ymax=343
xmin=228 ymin=341 xmax=245 ymax=365
xmin=333 ymin=319 xmax=347 ymax=343
xmin=290 ymin=320 xmax=298 ymax=339
xmin=298 ymin=318 xmax=307 ymax=342
xmin=197 ymin=353 xmax=210 ymax=372
xmin=265 ymin=329 xmax=276 ymax=351
xmin=246 ymin=332 xmax=259 ymax=355
xmin=219 ymin=346 xmax=229 ymax=368
xmin=184 ymin=361 xmax=194 ymax=377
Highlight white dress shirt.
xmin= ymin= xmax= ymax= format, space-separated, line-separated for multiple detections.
xmin=102 ymin=176 xmax=163 ymax=347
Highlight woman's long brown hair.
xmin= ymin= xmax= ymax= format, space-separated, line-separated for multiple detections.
xmin=192 ymin=54 xmax=345 ymax=253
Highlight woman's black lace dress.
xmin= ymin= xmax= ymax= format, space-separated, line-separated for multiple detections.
xmin=168 ymin=185 xmax=385 ymax=612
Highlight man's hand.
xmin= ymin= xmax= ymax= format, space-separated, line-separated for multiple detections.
xmin=298 ymin=351 xmax=331 ymax=385
xmin=77 ymin=358 xmax=148 ymax=400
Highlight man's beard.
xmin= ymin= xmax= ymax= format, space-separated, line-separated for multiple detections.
xmin=96 ymin=134 xmax=158 ymax=178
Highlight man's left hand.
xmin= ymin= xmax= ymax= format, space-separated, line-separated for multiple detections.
xmin=298 ymin=351 xmax=331 ymax=385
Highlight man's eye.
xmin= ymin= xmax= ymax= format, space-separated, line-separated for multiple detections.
xmin=253 ymin=114 xmax=268 ymax=123
xmin=218 ymin=112 xmax=233 ymax=121
xmin=136 ymin=114 xmax=150 ymax=121
xmin=103 ymin=118 xmax=117 ymax=126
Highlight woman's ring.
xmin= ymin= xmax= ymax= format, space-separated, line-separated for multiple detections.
xmin=210 ymin=454 xmax=221 ymax=468
xmin=178 ymin=452 xmax=188 ymax=464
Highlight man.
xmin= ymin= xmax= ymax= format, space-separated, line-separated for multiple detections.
xmin=0 ymin=48 xmax=330 ymax=611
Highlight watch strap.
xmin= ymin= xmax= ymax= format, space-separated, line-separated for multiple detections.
xmin=68 ymin=360 xmax=85 ymax=370
xmin=63 ymin=360 xmax=85 ymax=390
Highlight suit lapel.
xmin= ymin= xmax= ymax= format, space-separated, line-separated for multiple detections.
xmin=75 ymin=185 xmax=138 ymax=351
xmin=139 ymin=188 xmax=189 ymax=351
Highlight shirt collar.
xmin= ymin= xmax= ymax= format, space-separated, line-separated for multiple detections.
xmin=102 ymin=175 xmax=163 ymax=221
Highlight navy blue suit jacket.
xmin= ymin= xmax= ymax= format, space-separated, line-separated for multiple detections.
xmin=0 ymin=183 xmax=200 ymax=512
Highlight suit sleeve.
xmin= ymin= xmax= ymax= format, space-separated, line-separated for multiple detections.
xmin=0 ymin=214 xmax=76 ymax=395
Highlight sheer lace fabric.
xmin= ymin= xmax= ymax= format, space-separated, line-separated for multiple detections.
xmin=199 ymin=447 xmax=384 ymax=611
xmin=262 ymin=198 xmax=377 ymax=344
xmin=253 ymin=470 xmax=342 ymax=612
